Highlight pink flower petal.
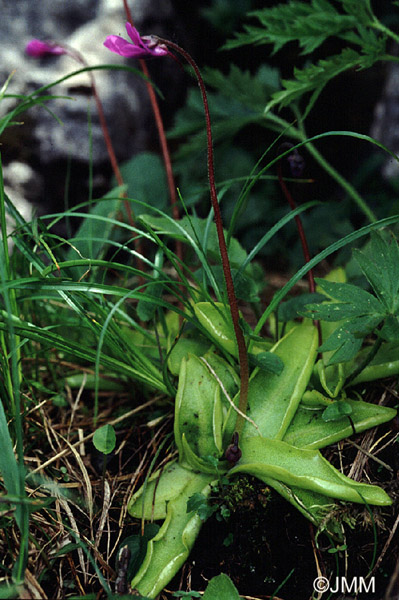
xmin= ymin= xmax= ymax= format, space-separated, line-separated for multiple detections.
xmin=103 ymin=35 xmax=145 ymax=58
xmin=104 ymin=24 xmax=168 ymax=59
xmin=125 ymin=23 xmax=143 ymax=47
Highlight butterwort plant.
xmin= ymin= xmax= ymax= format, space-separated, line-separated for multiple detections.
xmin=104 ymin=22 xmax=250 ymax=440
xmin=103 ymin=23 xmax=397 ymax=599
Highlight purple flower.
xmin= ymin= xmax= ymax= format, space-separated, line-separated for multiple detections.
xmin=104 ymin=22 xmax=168 ymax=59
xmin=25 ymin=39 xmax=66 ymax=58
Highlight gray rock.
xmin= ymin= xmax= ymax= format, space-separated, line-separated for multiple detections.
xmin=2 ymin=161 xmax=38 ymax=246
xmin=1 ymin=0 xmax=182 ymax=202
xmin=27 ymin=0 xmax=179 ymax=163
xmin=371 ymin=61 xmax=399 ymax=179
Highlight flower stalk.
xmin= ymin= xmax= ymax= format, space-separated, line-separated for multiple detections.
xmin=277 ymin=146 xmax=315 ymax=294
xmin=156 ymin=37 xmax=249 ymax=439
xmin=277 ymin=145 xmax=321 ymax=343
xmin=121 ymin=0 xmax=183 ymax=274
xmin=103 ymin=22 xmax=249 ymax=438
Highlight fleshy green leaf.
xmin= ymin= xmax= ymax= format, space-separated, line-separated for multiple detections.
xmin=257 ymin=476 xmax=344 ymax=538
xmin=128 ymin=462 xmax=195 ymax=521
xmin=181 ymin=434 xmax=221 ymax=474
xmin=232 ymin=436 xmax=392 ymax=505
xmin=343 ymin=341 xmax=399 ymax=385
xmin=283 ymin=398 xmax=396 ymax=449
xmin=201 ymin=351 xmax=240 ymax=400
xmin=243 ymin=324 xmax=318 ymax=439
xmin=117 ymin=524 xmax=160 ymax=582
xmin=194 ymin=302 xmax=237 ymax=357
xmin=174 ymin=355 xmax=224 ymax=461
xmin=131 ymin=472 xmax=215 ymax=598
xmin=167 ymin=336 xmax=211 ymax=376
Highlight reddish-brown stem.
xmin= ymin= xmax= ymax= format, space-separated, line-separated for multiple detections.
xmin=64 ymin=45 xmax=145 ymax=274
xmin=277 ymin=160 xmax=321 ymax=344
xmin=123 ymin=0 xmax=183 ymax=269
xmin=88 ymin=73 xmax=146 ymax=276
xmin=158 ymin=38 xmax=249 ymax=437
xmin=88 ymin=77 xmax=129 ymax=207
xmin=277 ymin=162 xmax=315 ymax=294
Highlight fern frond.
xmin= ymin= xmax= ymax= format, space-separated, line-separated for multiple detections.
xmin=340 ymin=26 xmax=386 ymax=64
xmin=224 ymin=0 xmax=359 ymax=55
xmin=339 ymin=0 xmax=374 ymax=23
xmin=223 ymin=0 xmax=386 ymax=115
xmin=265 ymin=47 xmax=378 ymax=116
xmin=202 ymin=64 xmax=280 ymax=112
xmin=168 ymin=65 xmax=283 ymax=161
